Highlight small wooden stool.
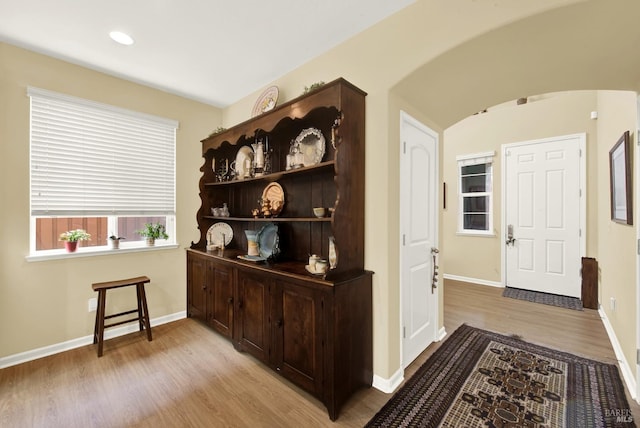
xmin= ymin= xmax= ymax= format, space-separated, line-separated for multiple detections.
xmin=92 ymin=276 xmax=152 ymax=357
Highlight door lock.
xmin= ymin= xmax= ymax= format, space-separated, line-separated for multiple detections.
xmin=506 ymin=224 xmax=516 ymax=246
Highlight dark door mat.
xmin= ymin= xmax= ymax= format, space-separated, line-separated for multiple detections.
xmin=503 ymin=286 xmax=584 ymax=311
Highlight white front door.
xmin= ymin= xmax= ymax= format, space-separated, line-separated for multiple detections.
xmin=503 ymin=134 xmax=585 ymax=298
xmin=400 ymin=111 xmax=439 ymax=368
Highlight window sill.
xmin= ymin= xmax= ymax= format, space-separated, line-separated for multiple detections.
xmin=456 ymin=231 xmax=496 ymax=238
xmin=25 ymin=243 xmax=180 ymax=262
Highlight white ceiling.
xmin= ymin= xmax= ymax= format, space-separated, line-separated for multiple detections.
xmin=0 ymin=0 xmax=414 ymax=107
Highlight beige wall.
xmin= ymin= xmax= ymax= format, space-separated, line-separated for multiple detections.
xmin=3 ymin=0 xmax=640 ymax=389
xmin=443 ymin=91 xmax=599 ymax=282
xmin=222 ymin=0 xmax=592 ymax=381
xmin=0 ymin=43 xmax=222 ymax=357
xmin=596 ymin=91 xmax=638 ymax=376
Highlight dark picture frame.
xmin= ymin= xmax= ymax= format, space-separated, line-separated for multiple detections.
xmin=609 ymin=130 xmax=633 ymax=225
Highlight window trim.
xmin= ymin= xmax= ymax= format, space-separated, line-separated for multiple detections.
xmin=457 ymin=151 xmax=495 ymax=236
xmin=27 ymin=214 xmax=177 ymax=260
xmin=25 ymin=242 xmax=180 ymax=262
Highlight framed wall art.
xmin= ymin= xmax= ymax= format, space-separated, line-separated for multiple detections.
xmin=609 ymin=130 xmax=633 ymax=225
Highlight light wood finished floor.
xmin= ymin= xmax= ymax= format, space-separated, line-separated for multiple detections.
xmin=1 ymin=280 xmax=637 ymax=427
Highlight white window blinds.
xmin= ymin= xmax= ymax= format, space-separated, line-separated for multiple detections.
xmin=29 ymin=87 xmax=178 ymax=216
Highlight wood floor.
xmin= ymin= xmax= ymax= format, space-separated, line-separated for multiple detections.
xmin=1 ymin=279 xmax=637 ymax=427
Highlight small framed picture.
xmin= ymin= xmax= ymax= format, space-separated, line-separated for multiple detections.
xmin=609 ymin=130 xmax=633 ymax=225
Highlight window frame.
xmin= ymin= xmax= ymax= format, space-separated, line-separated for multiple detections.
xmin=456 ymin=151 xmax=495 ymax=236
xmin=27 ymin=87 xmax=178 ymax=260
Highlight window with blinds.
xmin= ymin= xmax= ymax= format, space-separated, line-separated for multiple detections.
xmin=28 ymin=87 xmax=178 ymax=253
xmin=457 ymin=151 xmax=494 ymax=235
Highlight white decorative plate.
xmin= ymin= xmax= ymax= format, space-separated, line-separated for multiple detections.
xmin=234 ymin=145 xmax=254 ymax=180
xmin=251 ymin=86 xmax=279 ymax=117
xmin=305 ymin=265 xmax=325 ymax=276
xmin=207 ymin=222 xmax=233 ymax=246
xmin=295 ymin=128 xmax=325 ymax=167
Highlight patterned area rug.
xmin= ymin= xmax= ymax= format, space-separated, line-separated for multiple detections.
xmin=366 ymin=325 xmax=635 ymax=427
xmin=503 ymin=286 xmax=584 ymax=311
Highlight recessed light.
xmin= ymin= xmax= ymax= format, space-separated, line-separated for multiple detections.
xmin=109 ymin=31 xmax=134 ymax=46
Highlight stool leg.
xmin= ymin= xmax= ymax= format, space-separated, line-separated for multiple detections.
xmin=136 ymin=284 xmax=144 ymax=332
xmin=96 ymin=290 xmax=107 ymax=357
xmin=93 ymin=293 xmax=100 ymax=345
xmin=138 ymin=283 xmax=153 ymax=342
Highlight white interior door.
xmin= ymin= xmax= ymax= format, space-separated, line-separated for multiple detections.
xmin=503 ymin=134 xmax=585 ymax=298
xmin=400 ymin=111 xmax=438 ymax=368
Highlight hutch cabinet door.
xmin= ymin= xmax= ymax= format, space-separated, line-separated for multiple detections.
xmin=272 ymin=280 xmax=324 ymax=395
xmin=235 ymin=270 xmax=271 ymax=362
xmin=210 ymin=264 xmax=234 ymax=338
xmin=187 ymin=252 xmax=208 ymax=322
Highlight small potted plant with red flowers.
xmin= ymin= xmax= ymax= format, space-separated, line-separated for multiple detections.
xmin=59 ymin=229 xmax=91 ymax=252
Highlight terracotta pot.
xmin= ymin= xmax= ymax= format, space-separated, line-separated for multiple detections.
xmin=65 ymin=241 xmax=78 ymax=252
xmin=146 ymin=238 xmax=155 ymax=246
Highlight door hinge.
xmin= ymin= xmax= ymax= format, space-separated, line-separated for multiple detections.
xmin=637 ymin=239 xmax=640 ymax=255
xmin=579 ymin=148 xmax=582 ymax=157
xmin=579 ymin=229 xmax=582 ymax=237
xmin=403 ymin=326 xmax=406 ymax=338
xmin=637 ymin=348 xmax=640 ymax=365
xmin=403 ymin=141 xmax=406 ymax=154
xmin=579 ymin=189 xmax=582 ymax=197
xmin=403 ymin=234 xmax=406 ymax=246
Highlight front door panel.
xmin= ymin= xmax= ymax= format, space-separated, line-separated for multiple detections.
xmin=504 ymin=135 xmax=584 ymax=298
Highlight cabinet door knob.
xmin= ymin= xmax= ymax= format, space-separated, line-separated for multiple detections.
xmin=227 ymin=297 xmax=233 ymax=304
xmin=276 ymin=319 xmax=283 ymax=327
xmin=201 ymin=285 xmax=206 ymax=290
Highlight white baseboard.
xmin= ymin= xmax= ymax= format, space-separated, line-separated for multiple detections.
xmin=443 ymin=274 xmax=503 ymax=288
xmin=437 ymin=326 xmax=447 ymax=341
xmin=373 ymin=366 xmax=404 ymax=394
xmin=373 ymin=327 xmax=447 ymax=394
xmin=0 ymin=311 xmax=186 ymax=369
xmin=598 ymin=307 xmax=637 ymax=401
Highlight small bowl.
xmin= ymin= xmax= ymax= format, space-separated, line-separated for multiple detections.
xmin=313 ymin=207 xmax=326 ymax=218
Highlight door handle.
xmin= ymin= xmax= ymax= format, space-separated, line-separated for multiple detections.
xmin=431 ymin=247 xmax=439 ymax=293
xmin=506 ymin=224 xmax=516 ymax=246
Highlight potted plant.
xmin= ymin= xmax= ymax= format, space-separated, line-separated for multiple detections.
xmin=59 ymin=229 xmax=91 ymax=252
xmin=137 ymin=223 xmax=168 ymax=246
xmin=108 ymin=235 xmax=125 ymax=249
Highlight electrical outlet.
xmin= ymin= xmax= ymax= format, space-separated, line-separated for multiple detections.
xmin=610 ymin=297 xmax=616 ymax=311
xmin=88 ymin=297 xmax=97 ymax=312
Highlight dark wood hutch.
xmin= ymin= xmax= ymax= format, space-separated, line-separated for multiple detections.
xmin=186 ymin=78 xmax=372 ymax=420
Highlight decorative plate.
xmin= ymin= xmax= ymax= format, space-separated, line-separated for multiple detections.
xmin=251 ymin=86 xmax=279 ymax=117
xmin=256 ymin=223 xmax=280 ymax=260
xmin=234 ymin=145 xmax=254 ymax=180
xmin=305 ymin=265 xmax=325 ymax=276
xmin=207 ymin=222 xmax=233 ymax=246
xmin=261 ymin=182 xmax=285 ymax=216
xmin=295 ymin=128 xmax=325 ymax=167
